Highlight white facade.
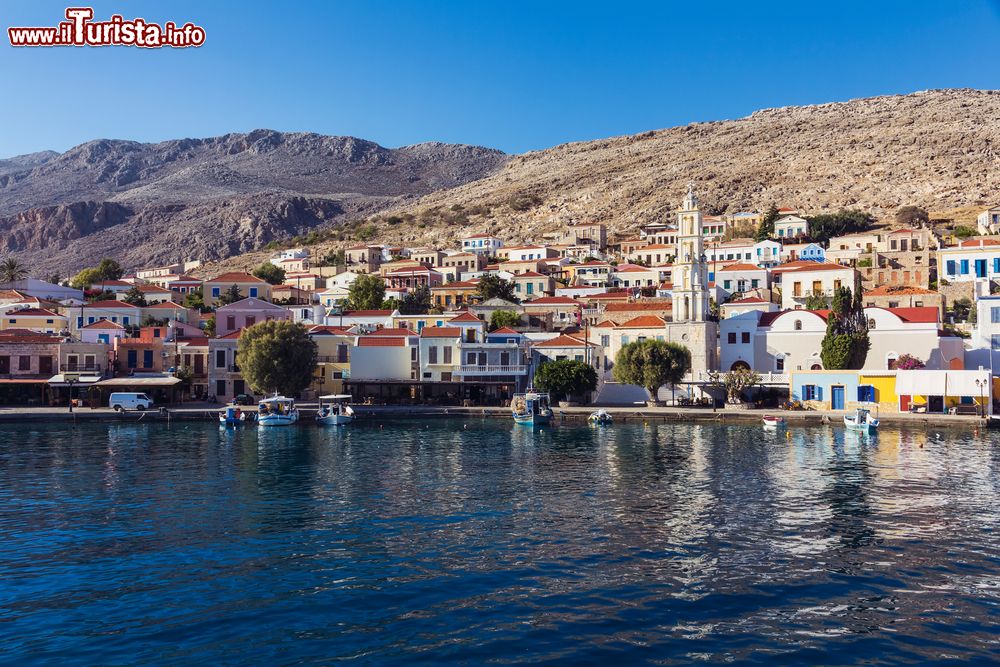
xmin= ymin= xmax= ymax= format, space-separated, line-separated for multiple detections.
xmin=775 ymin=264 xmax=858 ymax=310
xmin=461 ymin=235 xmax=504 ymax=255
xmin=977 ymin=207 xmax=1000 ymax=235
xmin=937 ymin=240 xmax=1000 ymax=283
xmin=774 ymin=215 xmax=808 ymax=238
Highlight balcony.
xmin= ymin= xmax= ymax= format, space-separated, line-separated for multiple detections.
xmin=60 ymin=363 xmax=103 ymax=372
xmin=457 ymin=364 xmax=528 ymax=375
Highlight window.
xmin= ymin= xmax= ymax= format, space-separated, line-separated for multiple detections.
xmin=249 ymin=287 xmax=258 ymax=298
xmin=621 ymin=336 xmax=629 ymax=345
xmin=212 ymin=287 xmax=221 ymax=297
xmin=226 ymin=316 xmax=236 ymax=331
xmin=428 ymin=346 xmax=438 ymax=364
xmin=215 ymin=350 xmax=226 ymax=368
xmin=960 ymin=259 xmax=969 ymax=275
xmin=776 ymin=356 xmax=785 ymax=372
xmin=868 ymin=318 xmax=876 ymax=330
xmin=802 ymin=384 xmax=817 ymax=401
xmin=794 ymin=320 xmax=802 ymax=331
xmin=994 ymin=258 xmax=1000 ymax=274
xmin=741 ymin=332 xmax=750 ymax=344
xmin=990 ymin=334 xmax=1000 ymax=351
xmin=727 ymin=332 xmax=737 ymax=344
xmin=991 ymin=307 xmax=1000 ymax=324
xmin=946 ymin=260 xmax=956 ymax=276
xmin=858 ymin=385 xmax=876 ymax=403
xmin=443 ymin=347 xmax=452 ymax=364
xmin=18 ymin=356 xmax=30 ymax=371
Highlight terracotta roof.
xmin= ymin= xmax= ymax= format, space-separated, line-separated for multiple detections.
xmin=489 ymin=327 xmax=521 ymax=335
xmin=145 ymin=301 xmax=186 ymax=309
xmin=592 ymin=319 xmax=618 ymax=327
xmin=958 ymin=239 xmax=1000 ymax=248
xmin=5 ymin=308 xmax=62 ymax=317
xmin=135 ymin=284 xmax=171 ymax=293
xmin=358 ymin=336 xmax=406 ymax=347
xmin=865 ymin=285 xmax=937 ymax=296
xmin=718 ymin=263 xmax=763 ymax=272
xmin=167 ymin=275 xmax=201 ymax=283
xmin=617 ymin=315 xmax=667 ymax=328
xmin=219 ymin=329 xmax=244 ymax=339
xmin=366 ymin=328 xmax=414 ymax=336
xmin=449 ymin=312 xmax=484 ymax=323
xmin=523 ymin=296 xmax=583 ymax=306
xmin=771 ymin=261 xmax=850 ymax=274
xmin=533 ymin=334 xmax=597 ymax=348
xmin=82 ymin=319 xmax=125 ymax=330
xmin=177 ymin=336 xmax=209 ymax=346
xmin=420 ymin=326 xmax=461 ymax=338
xmin=614 ymin=266 xmax=653 ymax=273
xmin=308 ymin=325 xmax=353 ymax=335
xmin=883 ymin=306 xmax=939 ymax=323
xmin=206 ymin=272 xmax=267 ymax=284
xmin=728 ymin=296 xmax=768 ymax=304
xmin=341 ymin=310 xmax=393 ymax=317
xmin=514 ymin=271 xmax=546 ymax=278
xmin=84 ymin=300 xmax=140 ymax=309
xmin=604 ymin=301 xmax=672 ymax=313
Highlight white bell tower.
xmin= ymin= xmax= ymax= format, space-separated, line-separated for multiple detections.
xmin=672 ymin=182 xmax=710 ymax=323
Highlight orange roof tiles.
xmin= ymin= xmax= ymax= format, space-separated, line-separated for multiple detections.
xmin=207 ymin=272 xmax=267 ymax=284
xmin=617 ymin=315 xmax=667 ymax=328
xmin=420 ymin=326 xmax=461 ymax=338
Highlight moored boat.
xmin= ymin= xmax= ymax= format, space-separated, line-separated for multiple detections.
xmin=257 ymin=395 xmax=299 ymax=427
xmin=762 ymin=415 xmax=784 ymax=428
xmin=588 ymin=409 xmax=613 ymax=425
xmin=316 ymin=394 xmax=355 ymax=426
xmin=844 ymin=407 xmax=879 ymax=434
xmin=219 ymin=406 xmax=247 ymax=427
xmin=511 ymin=390 xmax=553 ymax=426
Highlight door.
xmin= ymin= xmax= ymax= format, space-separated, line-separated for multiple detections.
xmin=194 ymin=355 xmax=204 ymax=374
xmin=900 ymin=394 xmax=911 ymax=412
xmin=831 ymin=385 xmax=845 ymax=410
xmin=143 ymin=350 xmax=154 ymax=369
xmin=127 ymin=350 xmax=137 ymax=369
xmin=233 ymin=380 xmax=245 ymax=396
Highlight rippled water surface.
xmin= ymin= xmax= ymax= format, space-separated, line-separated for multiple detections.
xmin=2 ymin=419 xmax=1000 ymax=665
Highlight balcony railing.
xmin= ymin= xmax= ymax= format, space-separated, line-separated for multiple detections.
xmin=457 ymin=364 xmax=528 ymax=375
xmin=60 ymin=363 xmax=102 ymax=372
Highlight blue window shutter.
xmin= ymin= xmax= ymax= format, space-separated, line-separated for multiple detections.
xmin=947 ymin=260 xmax=956 ymax=275
xmin=994 ymin=258 xmax=999 ymax=273
xmin=961 ymin=259 xmax=969 ymax=274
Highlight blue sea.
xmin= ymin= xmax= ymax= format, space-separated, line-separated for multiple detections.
xmin=1 ymin=419 xmax=999 ymax=665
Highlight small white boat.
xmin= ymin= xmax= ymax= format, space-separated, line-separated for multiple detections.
xmin=588 ymin=409 xmax=613 ymax=425
xmin=844 ymin=407 xmax=879 ymax=434
xmin=316 ymin=394 xmax=355 ymax=426
xmin=511 ymin=390 xmax=552 ymax=426
xmin=762 ymin=415 xmax=784 ymax=428
xmin=256 ymin=395 xmax=299 ymax=427
xmin=219 ymin=406 xmax=247 ymax=427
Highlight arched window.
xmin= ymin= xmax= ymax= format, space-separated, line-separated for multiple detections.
xmin=794 ymin=320 xmax=802 ymax=331
xmin=868 ymin=318 xmax=877 ymax=330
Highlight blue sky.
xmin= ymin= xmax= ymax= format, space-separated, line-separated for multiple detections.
xmin=1 ymin=1 xmax=999 ymax=158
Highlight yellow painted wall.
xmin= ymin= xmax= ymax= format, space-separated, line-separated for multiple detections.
xmin=859 ymin=374 xmax=898 ymax=411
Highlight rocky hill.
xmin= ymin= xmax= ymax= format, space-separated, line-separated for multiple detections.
xmin=200 ymin=88 xmax=997 ymax=274
xmin=0 ymin=130 xmax=507 ymax=276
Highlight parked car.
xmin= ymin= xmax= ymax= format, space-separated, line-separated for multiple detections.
xmin=109 ymin=392 xmax=154 ymax=412
xmin=232 ymin=394 xmax=256 ymax=406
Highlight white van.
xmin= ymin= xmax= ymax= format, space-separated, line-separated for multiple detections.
xmin=109 ymin=392 xmax=154 ymax=412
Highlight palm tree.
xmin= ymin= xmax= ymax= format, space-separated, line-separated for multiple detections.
xmin=0 ymin=257 xmax=27 ymax=283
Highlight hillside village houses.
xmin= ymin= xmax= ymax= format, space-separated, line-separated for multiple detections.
xmin=9 ymin=193 xmax=1000 ymax=415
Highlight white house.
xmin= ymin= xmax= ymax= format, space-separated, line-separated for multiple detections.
xmin=720 ymin=306 xmax=963 ymax=373
xmin=773 ymin=215 xmax=808 ymax=239
xmin=937 ymin=239 xmax=1000 ymax=283
xmin=771 ymin=261 xmax=858 ymax=310
xmin=977 ymin=206 xmax=1000 ymax=235
xmin=715 ymin=263 xmax=768 ymax=298
xmin=461 ymin=234 xmax=504 ymax=256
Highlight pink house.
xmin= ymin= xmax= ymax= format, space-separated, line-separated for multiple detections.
xmin=214 ymin=297 xmax=291 ymax=337
xmin=385 ymin=266 xmax=444 ymax=291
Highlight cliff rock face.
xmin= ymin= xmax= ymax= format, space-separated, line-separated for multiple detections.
xmin=0 ymin=131 xmax=507 ymax=275
xmin=348 ymin=89 xmax=1000 ymax=251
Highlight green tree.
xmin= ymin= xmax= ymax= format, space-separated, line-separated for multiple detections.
xmin=218 ymin=284 xmax=244 ymax=306
xmin=820 ymin=278 xmax=870 ymax=369
xmin=612 ymin=339 xmax=691 ymax=403
xmin=804 ymin=293 xmax=829 ymax=310
xmin=122 ymin=286 xmax=147 ymax=307
xmin=533 ymin=359 xmax=598 ymax=403
xmin=754 ymin=204 xmax=779 ymax=242
xmin=951 ymin=297 xmax=973 ymax=323
xmin=203 ymin=315 xmax=216 ymax=337
xmin=489 ymin=310 xmax=522 ymax=331
xmin=709 ymin=368 xmax=763 ymax=404
xmin=476 ymin=274 xmax=518 ymax=302
xmin=70 ymin=267 xmax=103 ymax=289
xmin=806 ymin=210 xmax=874 ymax=244
xmin=252 ymin=262 xmax=286 ymax=285
xmin=354 ymin=224 xmax=377 ymax=242
xmin=318 ymin=249 xmax=345 ymax=267
xmin=398 ymin=285 xmax=431 ymax=314
xmin=237 ymin=320 xmax=318 ymax=397
xmin=96 ymin=258 xmax=124 ymax=280
xmin=183 ymin=288 xmax=206 ymax=311
xmin=347 ymin=273 xmax=386 ymax=310
xmin=0 ymin=257 xmax=27 ymax=283
xmin=953 ymin=225 xmax=977 ymax=239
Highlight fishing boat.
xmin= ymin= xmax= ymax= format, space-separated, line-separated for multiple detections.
xmin=588 ymin=409 xmax=614 ymax=425
xmin=219 ymin=405 xmax=247 ymax=427
xmin=844 ymin=407 xmax=879 ymax=434
xmin=762 ymin=415 xmax=784 ymax=428
xmin=511 ymin=390 xmax=553 ymax=426
xmin=256 ymin=395 xmax=299 ymax=427
xmin=316 ymin=394 xmax=355 ymax=426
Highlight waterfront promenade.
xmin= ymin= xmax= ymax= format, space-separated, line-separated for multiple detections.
xmin=0 ymin=402 xmax=986 ymax=427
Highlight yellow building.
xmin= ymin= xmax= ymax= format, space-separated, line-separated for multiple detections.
xmin=431 ymin=280 xmax=480 ymax=310
xmin=1 ymin=308 xmax=68 ymax=334
xmin=308 ymin=326 xmax=355 ymax=396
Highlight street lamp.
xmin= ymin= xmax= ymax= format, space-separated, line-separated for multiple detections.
xmin=64 ymin=372 xmax=80 ymax=413
xmin=976 ymin=377 xmax=987 ymax=417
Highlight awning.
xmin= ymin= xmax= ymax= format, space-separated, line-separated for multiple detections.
xmin=48 ymin=374 xmax=102 ymax=386
xmin=0 ymin=378 xmax=49 ymax=384
xmin=96 ymin=376 xmax=182 ymax=387
xmin=895 ymin=370 xmax=990 ymax=397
